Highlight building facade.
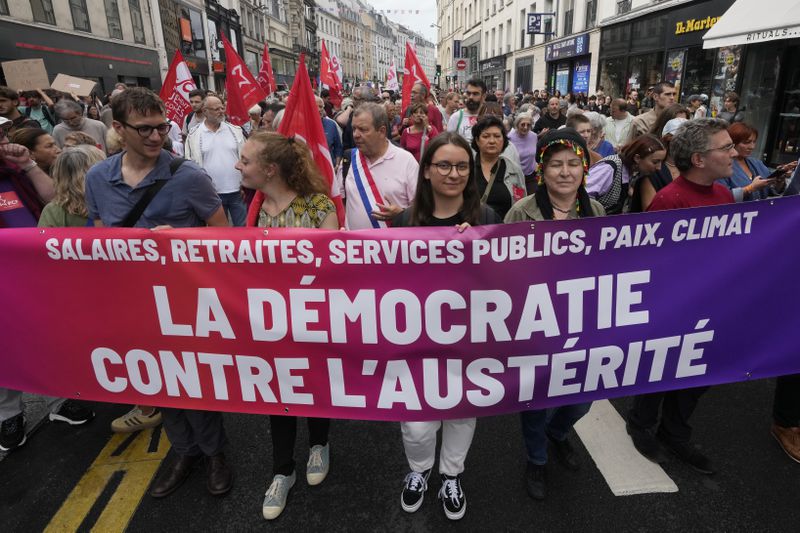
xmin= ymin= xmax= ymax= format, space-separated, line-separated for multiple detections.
xmin=0 ymin=0 xmax=163 ymax=94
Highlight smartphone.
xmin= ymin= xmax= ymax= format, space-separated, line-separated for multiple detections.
xmin=766 ymin=168 xmax=786 ymax=180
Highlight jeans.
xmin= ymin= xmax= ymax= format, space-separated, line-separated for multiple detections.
xmin=219 ymin=191 xmax=247 ymax=227
xmin=773 ymin=374 xmax=800 ymax=427
xmin=401 ymin=418 xmax=476 ymax=476
xmin=520 ymin=403 xmax=592 ymax=465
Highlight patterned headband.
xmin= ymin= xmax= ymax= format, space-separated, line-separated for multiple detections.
xmin=536 ymin=139 xmax=589 ymax=184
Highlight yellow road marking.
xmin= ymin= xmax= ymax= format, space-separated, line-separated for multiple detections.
xmin=44 ymin=429 xmax=170 ymax=532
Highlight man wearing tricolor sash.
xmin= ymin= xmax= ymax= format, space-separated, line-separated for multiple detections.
xmin=340 ymin=103 xmax=418 ymax=230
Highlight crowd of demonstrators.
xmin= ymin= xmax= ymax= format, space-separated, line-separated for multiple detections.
xmin=3 ymin=74 xmax=800 ymax=523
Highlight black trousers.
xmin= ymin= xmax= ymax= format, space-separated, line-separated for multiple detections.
xmin=161 ymin=408 xmax=227 ymax=457
xmin=773 ymin=374 xmax=800 ymax=427
xmin=628 ymin=386 xmax=709 ymax=443
xmin=270 ymin=415 xmax=330 ymax=476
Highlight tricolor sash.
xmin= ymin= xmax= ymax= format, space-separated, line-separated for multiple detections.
xmin=351 ymin=148 xmax=388 ymax=229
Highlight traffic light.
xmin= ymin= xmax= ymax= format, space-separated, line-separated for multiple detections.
xmin=436 ymin=64 xmax=442 ymax=76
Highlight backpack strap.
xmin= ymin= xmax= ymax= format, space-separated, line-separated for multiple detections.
xmin=120 ymin=158 xmax=185 ymax=227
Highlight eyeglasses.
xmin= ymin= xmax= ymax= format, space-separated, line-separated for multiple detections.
xmin=704 ymin=142 xmax=736 ymax=153
xmin=431 ymin=161 xmax=470 ymax=176
xmin=120 ymin=121 xmax=171 ymax=137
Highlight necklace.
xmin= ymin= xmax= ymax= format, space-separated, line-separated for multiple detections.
xmin=551 ymin=200 xmax=575 ymax=214
xmin=666 ymin=161 xmax=677 ymax=168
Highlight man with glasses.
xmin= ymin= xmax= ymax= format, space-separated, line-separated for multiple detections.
xmin=185 ymin=95 xmax=247 ymax=226
xmin=52 ymin=99 xmax=108 ymax=151
xmin=626 ymin=118 xmax=734 ymax=475
xmin=84 ymin=88 xmax=232 ymax=498
xmin=447 ymin=78 xmax=487 ymax=142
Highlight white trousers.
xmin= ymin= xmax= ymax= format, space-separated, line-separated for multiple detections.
xmin=401 ymin=418 xmax=476 ymax=476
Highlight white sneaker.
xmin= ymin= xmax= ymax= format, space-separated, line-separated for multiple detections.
xmin=262 ymin=472 xmax=296 ymax=520
xmin=306 ymin=443 xmax=330 ymax=485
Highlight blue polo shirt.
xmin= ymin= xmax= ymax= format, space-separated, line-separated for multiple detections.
xmin=85 ymin=150 xmax=221 ymax=228
xmin=322 ymin=117 xmax=343 ymax=160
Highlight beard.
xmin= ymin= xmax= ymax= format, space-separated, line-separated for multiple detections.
xmin=465 ymin=99 xmax=480 ymax=112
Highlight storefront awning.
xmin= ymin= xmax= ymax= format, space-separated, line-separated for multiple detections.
xmin=703 ymin=0 xmax=800 ymax=48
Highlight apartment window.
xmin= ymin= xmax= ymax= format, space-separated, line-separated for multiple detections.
xmin=30 ymin=0 xmax=56 ymax=24
xmin=563 ymin=9 xmax=573 ymax=35
xmin=617 ymin=0 xmax=632 ymax=15
xmin=585 ymin=0 xmax=597 ymax=29
xmin=129 ymin=0 xmax=146 ymax=44
xmin=104 ymin=0 xmax=123 ymax=39
xmin=0 ymin=0 xmax=8 ymax=15
xmin=69 ymin=0 xmax=91 ymax=31
xmin=543 ymin=18 xmax=552 ymax=43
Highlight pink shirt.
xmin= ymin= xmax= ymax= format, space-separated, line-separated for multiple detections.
xmin=341 ymin=142 xmax=419 ymax=230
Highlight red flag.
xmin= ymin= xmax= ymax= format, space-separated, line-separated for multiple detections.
xmin=158 ymin=50 xmax=197 ymax=127
xmin=222 ymin=34 xmax=266 ymax=126
xmin=246 ymin=55 xmax=345 ymax=227
xmin=319 ymin=41 xmax=339 ymax=90
xmin=401 ymin=41 xmax=431 ymax=116
xmin=257 ymin=41 xmax=278 ymax=96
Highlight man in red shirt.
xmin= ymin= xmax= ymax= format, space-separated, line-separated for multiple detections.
xmin=628 ymin=118 xmax=735 ymax=475
xmin=403 ymin=82 xmax=443 ymax=132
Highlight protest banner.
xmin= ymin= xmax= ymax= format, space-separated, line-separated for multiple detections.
xmin=1 ymin=59 xmax=49 ymax=92
xmin=50 ymin=74 xmax=96 ymax=97
xmin=2 ymin=198 xmax=799 ymax=421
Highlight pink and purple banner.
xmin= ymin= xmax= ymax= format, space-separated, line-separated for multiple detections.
xmin=2 ymin=198 xmax=800 ymax=421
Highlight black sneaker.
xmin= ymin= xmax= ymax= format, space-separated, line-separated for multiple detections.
xmin=400 ymin=469 xmax=430 ymax=513
xmin=657 ymin=434 xmax=714 ymax=475
xmin=626 ymin=421 xmax=666 ymax=463
xmin=438 ymin=474 xmax=466 ymax=520
xmin=547 ymin=432 xmax=580 ymax=471
xmin=0 ymin=414 xmax=26 ymax=452
xmin=49 ymin=400 xmax=95 ymax=425
xmin=524 ymin=463 xmax=546 ymax=500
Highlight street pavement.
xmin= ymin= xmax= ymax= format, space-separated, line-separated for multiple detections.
xmin=1 ymin=378 xmax=797 ymax=532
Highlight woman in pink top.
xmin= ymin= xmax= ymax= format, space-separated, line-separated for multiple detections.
xmin=400 ymin=102 xmax=440 ymax=162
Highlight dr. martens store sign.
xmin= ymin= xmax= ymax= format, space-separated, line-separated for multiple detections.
xmin=665 ymin=0 xmax=733 ymax=48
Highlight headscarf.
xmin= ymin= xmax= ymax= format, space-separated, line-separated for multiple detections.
xmin=535 ymin=127 xmax=590 ymax=184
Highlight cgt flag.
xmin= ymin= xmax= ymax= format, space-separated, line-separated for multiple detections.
xmin=159 ymin=50 xmax=197 ymax=127
xmin=319 ymin=41 xmax=343 ymax=107
xmin=246 ymin=54 xmax=345 ymax=227
xmin=401 ymin=41 xmax=430 ymax=116
xmin=257 ymin=40 xmax=278 ymax=96
xmin=222 ymin=34 xmax=266 ymax=126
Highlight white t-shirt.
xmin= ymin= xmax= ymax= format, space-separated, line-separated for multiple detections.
xmin=198 ymin=122 xmax=242 ymax=194
xmin=447 ymin=110 xmax=479 ymax=142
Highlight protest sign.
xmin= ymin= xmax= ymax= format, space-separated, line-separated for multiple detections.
xmin=1 ymin=59 xmax=49 ymax=92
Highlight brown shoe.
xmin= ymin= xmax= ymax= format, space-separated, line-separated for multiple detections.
xmin=206 ymin=453 xmax=233 ymax=496
xmin=149 ymin=454 xmax=199 ymax=498
xmin=771 ymin=424 xmax=800 ymax=463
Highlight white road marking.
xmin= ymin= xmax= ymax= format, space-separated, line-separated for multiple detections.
xmin=574 ymin=400 xmax=679 ymax=496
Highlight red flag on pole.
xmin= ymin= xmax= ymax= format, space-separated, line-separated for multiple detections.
xmin=319 ymin=41 xmax=338 ymax=89
xmin=246 ymin=54 xmax=345 ymax=227
xmin=401 ymin=41 xmax=431 ymax=117
xmin=222 ymin=34 xmax=266 ymax=126
xmin=159 ymin=50 xmax=197 ymax=127
xmin=257 ymin=41 xmax=278 ymax=96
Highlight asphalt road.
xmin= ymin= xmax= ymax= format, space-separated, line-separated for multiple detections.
xmin=1 ymin=378 xmax=797 ymax=532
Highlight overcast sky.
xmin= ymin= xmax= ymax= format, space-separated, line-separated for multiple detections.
xmin=365 ymin=0 xmax=438 ymax=44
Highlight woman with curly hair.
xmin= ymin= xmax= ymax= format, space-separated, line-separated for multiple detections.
xmin=238 ymin=132 xmax=337 ymax=521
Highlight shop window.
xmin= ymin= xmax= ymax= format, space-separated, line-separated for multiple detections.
xmin=104 ymin=0 xmax=123 ymax=39
xmin=0 ymin=0 xmax=8 ymax=15
xmin=772 ymin=49 xmax=800 ymax=164
xmin=30 ymin=0 xmax=56 ymax=25
xmin=737 ymin=45 xmax=779 ymax=162
xmin=599 ymin=57 xmax=626 ymax=99
xmin=70 ymin=0 xmax=91 ymax=32
xmin=627 ymin=52 xmax=664 ymax=94
xmin=129 ymin=0 xmax=146 ymax=44
xmin=681 ymin=47 xmax=715 ymax=102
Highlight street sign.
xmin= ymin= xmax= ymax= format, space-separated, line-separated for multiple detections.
xmin=456 ymin=59 xmax=468 ymax=71
xmin=527 ymin=12 xmax=556 ymax=35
